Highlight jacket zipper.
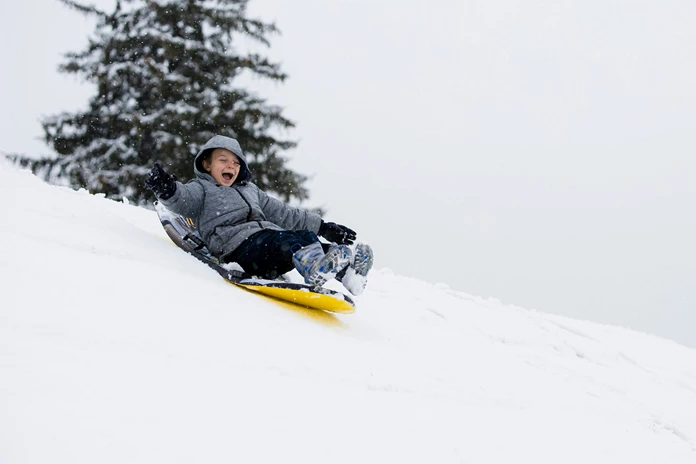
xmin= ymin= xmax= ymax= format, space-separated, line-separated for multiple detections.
xmin=235 ymin=187 xmax=254 ymax=223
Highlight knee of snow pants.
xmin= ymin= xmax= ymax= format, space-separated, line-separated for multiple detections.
xmin=224 ymin=229 xmax=321 ymax=279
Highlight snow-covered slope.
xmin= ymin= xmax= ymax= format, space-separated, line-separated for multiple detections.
xmin=2 ymin=161 xmax=695 ymax=464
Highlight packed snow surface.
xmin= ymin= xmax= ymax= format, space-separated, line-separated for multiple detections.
xmin=2 ymin=161 xmax=695 ymax=463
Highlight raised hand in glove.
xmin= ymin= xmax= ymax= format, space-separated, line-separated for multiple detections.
xmin=145 ymin=162 xmax=177 ymax=200
xmin=318 ymin=221 xmax=357 ymax=245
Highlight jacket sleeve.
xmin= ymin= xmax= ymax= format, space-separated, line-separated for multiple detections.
xmin=258 ymin=187 xmax=322 ymax=233
xmin=159 ymin=180 xmax=205 ymax=219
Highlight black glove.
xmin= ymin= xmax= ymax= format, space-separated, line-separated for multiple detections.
xmin=318 ymin=221 xmax=356 ymax=245
xmin=145 ymin=162 xmax=177 ymax=200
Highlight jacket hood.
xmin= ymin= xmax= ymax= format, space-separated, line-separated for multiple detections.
xmin=193 ymin=135 xmax=252 ymax=184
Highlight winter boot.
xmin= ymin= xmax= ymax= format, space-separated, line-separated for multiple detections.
xmin=293 ymin=242 xmax=352 ymax=287
xmin=339 ymin=243 xmax=374 ymax=296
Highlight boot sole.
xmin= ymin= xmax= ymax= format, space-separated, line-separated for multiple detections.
xmin=352 ymin=243 xmax=374 ymax=277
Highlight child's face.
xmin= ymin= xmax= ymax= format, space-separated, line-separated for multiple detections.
xmin=202 ymin=149 xmax=242 ymax=187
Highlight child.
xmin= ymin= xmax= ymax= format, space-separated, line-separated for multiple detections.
xmin=145 ymin=135 xmax=373 ymax=294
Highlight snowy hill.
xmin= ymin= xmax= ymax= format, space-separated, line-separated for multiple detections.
xmin=2 ymin=161 xmax=695 ymax=464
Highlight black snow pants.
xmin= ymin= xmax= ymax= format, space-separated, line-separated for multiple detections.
xmin=223 ymin=229 xmax=328 ymax=280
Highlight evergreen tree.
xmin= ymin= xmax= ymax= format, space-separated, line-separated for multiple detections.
xmin=17 ymin=0 xmax=309 ymax=205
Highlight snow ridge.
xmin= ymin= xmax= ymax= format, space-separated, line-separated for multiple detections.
xmin=2 ymin=161 xmax=695 ymax=463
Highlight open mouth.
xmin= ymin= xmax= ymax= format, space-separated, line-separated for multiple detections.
xmin=222 ymin=173 xmax=234 ymax=181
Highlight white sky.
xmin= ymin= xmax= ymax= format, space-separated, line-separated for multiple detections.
xmin=1 ymin=0 xmax=695 ymax=347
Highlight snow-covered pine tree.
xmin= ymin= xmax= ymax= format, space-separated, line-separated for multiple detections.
xmin=18 ymin=0 xmax=308 ymax=205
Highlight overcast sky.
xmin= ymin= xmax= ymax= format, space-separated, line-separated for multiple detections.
xmin=2 ymin=0 xmax=695 ymax=347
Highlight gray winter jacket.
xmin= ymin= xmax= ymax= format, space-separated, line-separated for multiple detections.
xmin=159 ymin=135 xmax=322 ymax=259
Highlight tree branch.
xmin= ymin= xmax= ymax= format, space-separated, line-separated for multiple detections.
xmin=58 ymin=0 xmax=108 ymax=18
